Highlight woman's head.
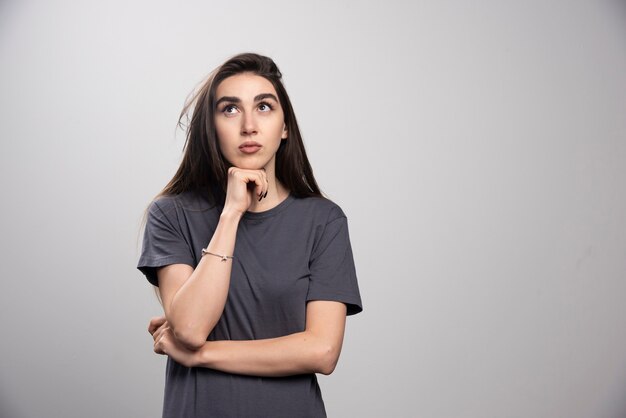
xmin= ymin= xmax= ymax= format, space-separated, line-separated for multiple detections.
xmin=160 ymin=52 xmax=321 ymax=204
xmin=213 ymin=72 xmax=288 ymax=174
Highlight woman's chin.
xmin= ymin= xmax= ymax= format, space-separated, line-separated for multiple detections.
xmin=232 ymin=163 xmax=264 ymax=171
xmin=229 ymin=159 xmax=269 ymax=171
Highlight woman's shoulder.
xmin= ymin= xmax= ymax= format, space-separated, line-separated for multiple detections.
xmin=146 ymin=191 xmax=219 ymax=222
xmin=291 ymin=194 xmax=348 ymax=223
xmin=152 ymin=190 xmax=217 ymax=211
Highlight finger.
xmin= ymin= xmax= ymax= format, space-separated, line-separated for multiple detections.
xmin=230 ymin=168 xmax=267 ymax=200
xmin=154 ymin=337 xmax=166 ymax=355
xmin=250 ymin=172 xmax=265 ymax=200
xmin=148 ymin=316 xmax=167 ymax=335
xmin=152 ymin=324 xmax=169 ymax=343
xmin=261 ymin=170 xmax=269 ymax=198
xmin=156 ymin=333 xmax=170 ymax=354
xmin=232 ymin=169 xmax=263 ymax=196
xmin=150 ymin=320 xmax=168 ymax=341
xmin=152 ymin=327 xmax=161 ymax=342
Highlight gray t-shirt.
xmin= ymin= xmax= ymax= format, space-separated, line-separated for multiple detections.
xmin=137 ymin=191 xmax=363 ymax=418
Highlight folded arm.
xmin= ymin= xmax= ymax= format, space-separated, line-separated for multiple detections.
xmin=150 ymin=300 xmax=347 ymax=376
xmin=157 ymin=210 xmax=241 ymax=350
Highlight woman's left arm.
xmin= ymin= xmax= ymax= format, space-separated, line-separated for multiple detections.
xmin=149 ymin=300 xmax=347 ymax=376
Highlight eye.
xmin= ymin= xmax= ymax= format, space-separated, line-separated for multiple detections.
xmin=258 ymin=102 xmax=273 ymax=112
xmin=221 ymin=104 xmax=239 ymax=115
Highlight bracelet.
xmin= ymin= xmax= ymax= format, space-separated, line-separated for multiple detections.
xmin=201 ymin=248 xmax=234 ymax=262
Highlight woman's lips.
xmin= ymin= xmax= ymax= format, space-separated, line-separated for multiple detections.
xmin=239 ymin=141 xmax=262 ymax=154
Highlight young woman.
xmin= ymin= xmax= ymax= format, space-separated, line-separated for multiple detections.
xmin=137 ymin=52 xmax=363 ymax=418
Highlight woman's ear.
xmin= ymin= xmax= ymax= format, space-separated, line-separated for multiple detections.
xmin=281 ymin=124 xmax=288 ymax=139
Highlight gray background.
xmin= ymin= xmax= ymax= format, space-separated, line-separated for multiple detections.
xmin=1 ymin=0 xmax=625 ymax=417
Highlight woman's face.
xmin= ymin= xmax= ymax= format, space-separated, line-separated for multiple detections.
xmin=214 ymin=73 xmax=288 ymax=171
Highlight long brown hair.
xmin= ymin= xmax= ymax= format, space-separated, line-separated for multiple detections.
xmin=158 ymin=52 xmax=322 ymax=203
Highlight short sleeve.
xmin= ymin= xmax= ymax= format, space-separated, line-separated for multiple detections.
xmin=137 ymin=197 xmax=195 ymax=287
xmin=307 ymin=214 xmax=363 ymax=315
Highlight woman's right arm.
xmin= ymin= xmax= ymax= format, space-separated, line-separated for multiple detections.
xmin=156 ymin=167 xmax=268 ymax=351
xmin=157 ymin=209 xmax=241 ymax=350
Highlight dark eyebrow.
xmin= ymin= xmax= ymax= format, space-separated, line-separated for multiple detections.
xmin=215 ymin=93 xmax=279 ymax=108
xmin=215 ymin=96 xmax=240 ymax=108
xmin=253 ymin=93 xmax=279 ymax=103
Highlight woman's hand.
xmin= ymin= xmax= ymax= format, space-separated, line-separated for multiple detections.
xmin=222 ymin=166 xmax=269 ymax=216
xmin=148 ymin=316 xmax=202 ymax=368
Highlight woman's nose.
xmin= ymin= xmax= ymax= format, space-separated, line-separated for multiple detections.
xmin=240 ymin=112 xmax=258 ymax=136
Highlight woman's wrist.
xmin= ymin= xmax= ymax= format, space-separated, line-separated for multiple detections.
xmin=220 ymin=208 xmax=244 ymax=222
xmin=195 ymin=341 xmax=215 ymax=368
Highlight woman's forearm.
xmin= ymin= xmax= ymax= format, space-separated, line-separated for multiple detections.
xmin=153 ymin=302 xmax=347 ymax=376
xmin=167 ymin=210 xmax=241 ymax=349
xmin=195 ymin=331 xmax=340 ymax=377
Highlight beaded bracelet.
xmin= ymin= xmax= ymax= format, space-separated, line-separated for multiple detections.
xmin=201 ymin=248 xmax=234 ymax=262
